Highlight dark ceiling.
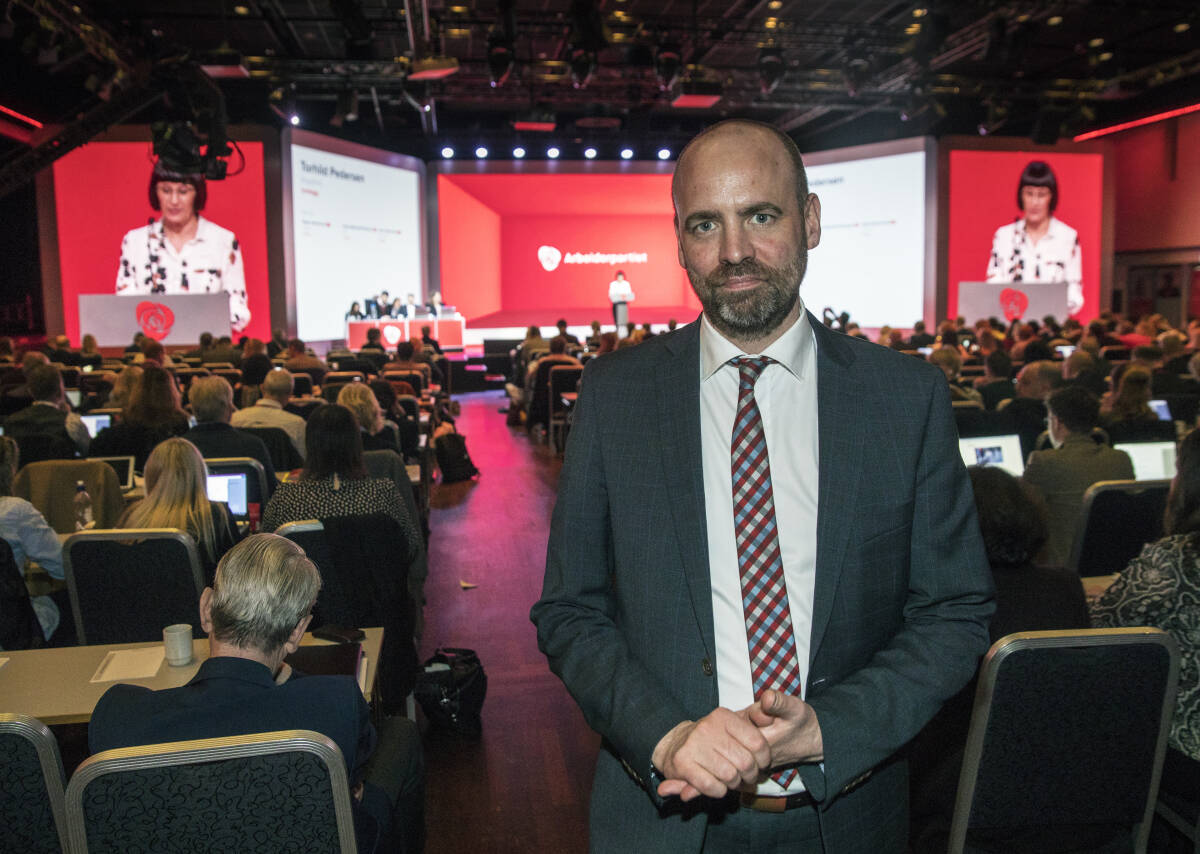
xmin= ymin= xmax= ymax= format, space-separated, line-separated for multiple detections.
xmin=1 ymin=0 xmax=1198 ymax=167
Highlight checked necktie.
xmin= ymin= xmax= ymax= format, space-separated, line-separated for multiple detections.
xmin=731 ymin=356 xmax=802 ymax=787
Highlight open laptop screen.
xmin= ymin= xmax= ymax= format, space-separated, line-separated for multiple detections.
xmin=80 ymin=413 xmax=111 ymax=438
xmin=92 ymin=455 xmax=134 ymax=490
xmin=206 ymin=472 xmax=249 ymax=518
xmin=1114 ymin=441 xmax=1177 ymax=481
xmin=958 ymin=434 xmax=1025 ymax=478
xmin=1148 ymin=399 xmax=1173 ymax=422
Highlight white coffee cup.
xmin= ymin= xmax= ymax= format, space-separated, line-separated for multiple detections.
xmin=163 ymin=624 xmax=194 ymax=667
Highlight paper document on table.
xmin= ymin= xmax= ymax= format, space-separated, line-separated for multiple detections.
xmin=357 ymin=653 xmax=369 ymax=695
xmin=90 ymin=648 xmax=165 ymax=683
xmin=0 ymin=657 xmax=9 ymax=672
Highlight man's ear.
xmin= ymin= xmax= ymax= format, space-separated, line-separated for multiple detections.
xmin=284 ymin=613 xmax=313 ymax=654
xmin=199 ymin=587 xmax=214 ymax=634
xmin=805 ymin=194 xmax=822 ymax=250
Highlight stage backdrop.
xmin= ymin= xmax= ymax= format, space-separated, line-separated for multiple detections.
xmin=51 ymin=140 xmax=271 ymax=343
xmin=437 ymin=172 xmax=699 ymax=324
xmin=948 ymin=149 xmax=1103 ymax=323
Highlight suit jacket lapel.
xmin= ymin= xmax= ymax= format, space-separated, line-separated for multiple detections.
xmin=808 ymin=314 xmax=865 ymax=667
xmin=656 ymin=322 xmax=716 ymax=659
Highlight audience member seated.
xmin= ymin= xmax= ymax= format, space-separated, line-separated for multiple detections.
xmin=135 ymin=338 xmax=176 ymax=367
xmin=1091 ymin=427 xmax=1200 ymax=821
xmin=267 ymin=328 xmax=288 ymax=359
xmin=1 ymin=351 xmax=49 ymax=406
xmin=284 ymin=338 xmax=329 ymax=385
xmin=927 ymin=346 xmax=982 ymax=404
xmin=47 ymin=333 xmax=81 ymax=366
xmin=2 ymin=363 xmax=89 ymax=456
xmin=201 ymin=335 xmax=243 ymax=367
xmin=909 ymin=465 xmax=1089 ymax=851
xmin=553 ymin=318 xmax=579 ymax=346
xmin=262 ymin=405 xmax=421 ymax=564
xmin=88 ymin=533 xmax=426 ymax=853
xmin=0 ymin=436 xmax=64 ymax=644
xmin=381 ymin=342 xmax=429 ymax=387
xmin=239 ymin=337 xmax=274 ymax=389
xmin=1158 ymin=330 xmax=1192 ymax=377
xmin=972 ymin=349 xmax=1014 ymax=410
xmin=593 ymin=332 xmax=618 ymax=356
xmin=1004 ymin=359 xmax=1061 ymax=456
xmin=585 ymin=320 xmax=602 ymax=349
xmin=105 ymin=363 xmax=142 ymax=410
xmin=338 ymin=382 xmax=400 ymax=454
xmin=907 ymin=320 xmax=935 ymax=348
xmin=409 ymin=337 xmax=443 ymax=387
xmin=183 ymin=376 xmax=277 ymax=495
xmin=116 ymin=437 xmax=237 ymax=584
xmin=1021 ymin=386 xmax=1134 ymax=566
xmin=1060 ymin=349 xmax=1107 ymax=397
xmin=90 ymin=364 xmax=190 ymax=470
xmin=79 ymin=333 xmax=103 ymax=369
xmin=506 ymin=336 xmax=582 ymax=417
xmin=368 ymin=380 xmax=419 ymax=459
xmin=511 ymin=325 xmax=548 ymax=382
xmin=1100 ymin=365 xmax=1165 ymax=442
xmin=230 ymin=368 xmax=307 ymax=462
xmin=361 ymin=328 xmax=386 ymax=352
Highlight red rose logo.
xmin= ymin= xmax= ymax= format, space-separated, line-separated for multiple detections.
xmin=136 ymin=301 xmax=175 ymax=340
xmin=998 ymin=288 xmax=1029 ymax=322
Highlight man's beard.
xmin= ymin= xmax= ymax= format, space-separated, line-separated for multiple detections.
xmin=686 ymin=249 xmax=806 ymax=342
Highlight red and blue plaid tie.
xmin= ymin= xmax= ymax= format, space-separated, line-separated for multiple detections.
xmin=731 ymin=356 xmax=802 ymax=787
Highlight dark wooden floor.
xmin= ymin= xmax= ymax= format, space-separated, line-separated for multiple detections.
xmin=420 ymin=390 xmax=598 ymax=854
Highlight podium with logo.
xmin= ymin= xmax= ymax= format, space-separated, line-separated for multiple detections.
xmin=958 ymin=281 xmax=1069 ymax=324
xmin=79 ymin=294 xmax=231 ymax=346
xmin=345 ymin=315 xmax=464 ymax=350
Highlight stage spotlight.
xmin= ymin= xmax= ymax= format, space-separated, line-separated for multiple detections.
xmin=441 ymin=146 xmax=455 ymax=158
xmin=620 ymin=147 xmax=634 ymax=160
xmin=476 ymin=146 xmax=489 ymax=159
xmin=584 ymin=147 xmax=597 ymax=159
xmin=513 ymin=146 xmax=526 ymax=158
xmin=289 ymin=113 xmax=300 ymax=126
xmin=657 ymin=147 xmax=671 ymax=160
xmin=547 ymin=146 xmax=561 ymax=159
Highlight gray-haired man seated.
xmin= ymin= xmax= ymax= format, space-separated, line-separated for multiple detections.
xmin=89 ymin=533 xmax=425 ymax=853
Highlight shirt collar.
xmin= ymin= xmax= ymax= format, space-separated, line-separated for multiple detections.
xmin=151 ymin=215 xmax=209 ymax=243
xmin=255 ymin=398 xmax=284 ymax=409
xmin=699 ymin=296 xmax=813 ymax=383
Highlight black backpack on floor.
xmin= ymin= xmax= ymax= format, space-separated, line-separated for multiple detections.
xmin=434 ymin=431 xmax=480 ymax=483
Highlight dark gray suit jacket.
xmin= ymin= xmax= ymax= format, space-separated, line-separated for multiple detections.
xmin=532 ymin=313 xmax=994 ymax=853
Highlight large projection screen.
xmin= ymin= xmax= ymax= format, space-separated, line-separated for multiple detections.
xmin=282 ymin=128 xmax=426 ymax=342
xmin=433 ymin=136 xmax=932 ymax=331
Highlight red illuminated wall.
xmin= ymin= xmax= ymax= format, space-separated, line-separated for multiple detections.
xmin=947 ymin=150 xmax=1103 ymax=321
xmin=51 ymin=141 xmax=271 ymax=342
xmin=437 ymin=172 xmax=696 ymax=322
xmin=1112 ymin=111 xmax=1200 ymax=252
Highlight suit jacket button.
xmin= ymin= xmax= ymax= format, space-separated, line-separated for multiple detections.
xmin=701 ymin=658 xmax=713 ymax=677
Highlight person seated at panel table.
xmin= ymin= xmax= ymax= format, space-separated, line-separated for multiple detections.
xmin=339 ymin=382 xmax=401 ymax=456
xmin=88 ymin=533 xmax=426 ymax=854
xmin=425 ymin=291 xmax=445 ymax=318
xmin=89 ymin=365 xmax=190 ymax=471
xmin=115 ymin=437 xmax=237 ymax=585
xmin=908 ymin=465 xmax=1090 ymax=852
xmin=346 ymin=301 xmax=366 ymax=321
xmin=1091 ymin=427 xmax=1200 ymax=826
xmin=0 ymin=436 xmax=64 ymax=645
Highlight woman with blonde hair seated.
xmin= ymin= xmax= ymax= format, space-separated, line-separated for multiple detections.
xmin=116 ymin=437 xmax=236 ymax=583
xmin=337 ymin=382 xmax=400 ymax=454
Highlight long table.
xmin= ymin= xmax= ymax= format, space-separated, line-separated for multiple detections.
xmin=346 ymin=316 xmax=464 ymax=349
xmin=0 ymin=627 xmax=383 ymax=725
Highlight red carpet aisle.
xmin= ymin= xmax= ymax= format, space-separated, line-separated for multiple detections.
xmin=421 ymin=390 xmax=597 ymax=853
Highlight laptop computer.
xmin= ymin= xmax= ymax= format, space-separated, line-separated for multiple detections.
xmin=206 ymin=471 xmax=250 ymax=519
xmin=92 ymin=455 xmax=136 ymax=491
xmin=958 ymin=433 xmax=1026 ymax=477
xmin=1148 ymin=399 xmax=1173 ymax=422
xmin=80 ymin=413 xmax=112 ymax=439
xmin=1114 ymin=441 xmax=1177 ymax=481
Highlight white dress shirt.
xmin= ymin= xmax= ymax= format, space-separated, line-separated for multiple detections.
xmin=229 ymin=397 xmax=307 ymax=461
xmin=608 ymin=279 xmax=635 ymax=304
xmin=986 ymin=216 xmax=1083 ymax=313
xmin=116 ymin=215 xmax=251 ymax=332
xmin=699 ymin=304 xmax=819 ymax=795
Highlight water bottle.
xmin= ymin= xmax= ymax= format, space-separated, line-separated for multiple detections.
xmin=73 ymin=480 xmax=94 ymax=531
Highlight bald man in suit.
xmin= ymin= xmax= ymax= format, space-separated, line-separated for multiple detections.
xmin=531 ymin=120 xmax=993 ymax=853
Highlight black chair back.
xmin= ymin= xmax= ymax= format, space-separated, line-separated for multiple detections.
xmin=1067 ymin=479 xmax=1171 ymax=576
xmin=1105 ymin=418 xmax=1177 ymax=444
xmin=203 ymin=457 xmax=269 ymax=523
xmin=12 ymin=432 xmax=77 ymax=465
xmin=236 ymin=426 xmax=303 ymax=472
xmin=64 ymin=529 xmax=205 ymax=645
xmin=291 ymin=373 xmax=314 ymax=396
xmin=948 ymin=629 xmax=1179 ymax=854
xmin=0 ymin=714 xmax=68 ymax=854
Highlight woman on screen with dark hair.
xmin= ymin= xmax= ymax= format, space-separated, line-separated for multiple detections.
xmin=986 ymin=160 xmax=1083 ymax=316
xmin=115 ymin=162 xmax=251 ymax=333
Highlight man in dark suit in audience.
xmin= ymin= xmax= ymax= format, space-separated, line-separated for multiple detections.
xmin=532 ymin=119 xmax=993 ymax=853
xmin=973 ymin=349 xmax=1015 ymax=410
xmin=89 ymin=534 xmax=425 ymax=853
xmin=1005 ymin=359 xmax=1061 ymax=456
xmin=183 ymin=376 xmax=277 ymax=496
xmin=3 ymin=363 xmax=90 ymax=455
xmin=1021 ymin=385 xmax=1134 ymax=567
xmin=907 ymin=320 xmax=935 ymax=348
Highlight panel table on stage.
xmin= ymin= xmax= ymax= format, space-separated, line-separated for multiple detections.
xmin=346 ymin=316 xmax=465 ymax=350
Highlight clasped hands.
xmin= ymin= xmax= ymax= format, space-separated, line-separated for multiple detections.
xmin=651 ymin=689 xmax=823 ymax=802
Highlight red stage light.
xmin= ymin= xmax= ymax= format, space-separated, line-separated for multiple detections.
xmin=1072 ymin=102 xmax=1200 ymax=142
xmin=0 ymin=104 xmax=44 ymax=129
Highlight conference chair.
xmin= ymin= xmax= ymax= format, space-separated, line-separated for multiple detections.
xmin=0 ymin=713 xmax=69 ymax=854
xmin=277 ymin=514 xmax=420 ymax=716
xmin=285 ymin=398 xmax=324 ymax=420
xmin=1066 ymin=479 xmax=1171 ymax=577
xmin=64 ymin=528 xmax=205 ymax=645
xmin=1100 ymin=345 xmax=1131 ymax=362
xmin=13 ymin=458 xmax=125 ymax=534
xmin=947 ymin=628 xmax=1179 ymax=854
xmin=324 ymin=371 xmax=367 ymax=385
xmin=384 ymin=371 xmax=425 ymax=395
xmin=1161 ymin=392 xmax=1200 ymax=426
xmin=12 ymin=431 xmax=78 ymax=465
xmin=548 ymin=365 xmax=583 ymax=453
xmin=235 ymin=426 xmax=303 ymax=473
xmin=0 ymin=537 xmax=46 ymax=650
xmin=211 ymin=368 xmax=241 ymax=387
xmin=203 ymin=457 xmax=270 ymax=526
xmin=291 ymin=373 xmax=314 ymax=397
xmin=65 ymin=730 xmax=357 ymax=854
xmin=1105 ymin=418 xmax=1178 ymax=444
xmin=1155 ymin=764 xmax=1200 ymax=853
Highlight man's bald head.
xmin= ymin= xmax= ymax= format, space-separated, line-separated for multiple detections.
xmin=672 ymin=119 xmax=809 ymax=216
